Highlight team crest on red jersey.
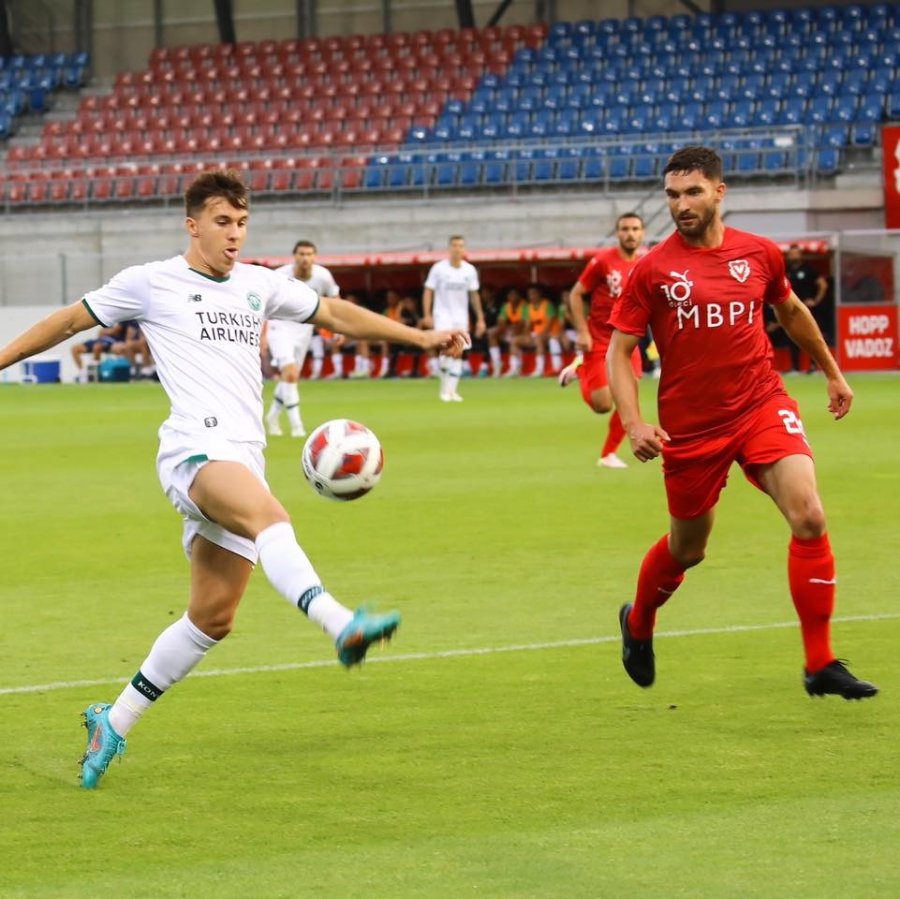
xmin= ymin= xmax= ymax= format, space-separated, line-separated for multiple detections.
xmin=660 ymin=269 xmax=693 ymax=308
xmin=728 ymin=259 xmax=751 ymax=283
xmin=606 ymin=269 xmax=624 ymax=298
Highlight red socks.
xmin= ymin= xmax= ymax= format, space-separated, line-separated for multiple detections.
xmin=628 ymin=535 xmax=686 ymax=639
xmin=788 ymin=534 xmax=836 ymax=673
xmin=601 ymin=410 xmax=626 ymax=457
xmin=626 ymin=532 xmax=837 ymax=672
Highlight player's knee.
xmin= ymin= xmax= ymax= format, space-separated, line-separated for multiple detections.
xmin=669 ymin=538 xmax=707 ymax=568
xmin=590 ymin=396 xmax=613 ymax=414
xmin=788 ymin=498 xmax=827 ymax=538
xmin=191 ymin=606 xmax=236 ymax=641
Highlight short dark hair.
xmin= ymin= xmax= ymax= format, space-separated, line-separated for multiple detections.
xmin=616 ymin=212 xmax=644 ymax=227
xmin=293 ymin=239 xmax=316 ymax=253
xmin=449 ymin=235 xmax=465 ymax=243
xmin=663 ymin=146 xmax=723 ymax=181
xmin=184 ymin=169 xmax=249 ymax=217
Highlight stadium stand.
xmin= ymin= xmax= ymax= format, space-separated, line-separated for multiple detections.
xmin=0 ymin=4 xmax=896 ymax=207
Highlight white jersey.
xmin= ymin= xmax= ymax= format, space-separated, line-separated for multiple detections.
xmin=269 ymin=262 xmax=339 ymax=341
xmin=424 ymin=258 xmax=479 ymax=329
xmin=83 ymin=255 xmax=319 ymax=444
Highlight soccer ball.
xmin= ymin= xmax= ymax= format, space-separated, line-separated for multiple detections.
xmin=301 ymin=419 xmax=384 ymax=501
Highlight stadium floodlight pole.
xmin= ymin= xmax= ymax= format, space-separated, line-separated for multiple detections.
xmin=152 ymin=0 xmax=163 ymax=49
xmin=487 ymin=0 xmax=514 ymax=28
xmin=454 ymin=0 xmax=475 ymax=29
xmin=213 ymin=0 xmax=236 ymax=45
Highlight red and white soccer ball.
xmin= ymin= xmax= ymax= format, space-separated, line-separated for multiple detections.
xmin=301 ymin=419 xmax=384 ymax=501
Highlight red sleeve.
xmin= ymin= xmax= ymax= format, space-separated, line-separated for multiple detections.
xmin=608 ymin=258 xmax=651 ymax=337
xmin=763 ymin=239 xmax=792 ymax=305
xmin=577 ymin=252 xmax=606 ymax=292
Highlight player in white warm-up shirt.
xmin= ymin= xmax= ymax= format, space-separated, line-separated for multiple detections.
xmin=265 ymin=240 xmax=340 ymax=437
xmin=421 ymin=235 xmax=485 ymax=401
xmin=0 ymin=169 xmax=468 ymax=790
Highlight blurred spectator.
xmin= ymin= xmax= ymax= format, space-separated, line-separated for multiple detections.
xmin=513 ymin=284 xmax=557 ymax=378
xmin=113 ymin=323 xmax=156 ymax=379
xmin=769 ymin=245 xmax=828 ymax=373
xmin=71 ymin=321 xmax=128 ymax=382
xmin=377 ymin=290 xmax=422 ymax=377
xmin=470 ymin=284 xmax=501 ymax=376
xmin=342 ymin=292 xmax=373 ymax=378
xmin=497 ymin=287 xmax=528 ymax=377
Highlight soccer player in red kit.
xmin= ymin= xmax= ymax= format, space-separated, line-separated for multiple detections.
xmin=607 ymin=146 xmax=877 ymax=700
xmin=560 ymin=213 xmax=646 ymax=468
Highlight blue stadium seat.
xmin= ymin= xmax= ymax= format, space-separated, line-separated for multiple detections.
xmin=532 ymin=148 xmax=556 ymax=182
xmin=833 ymin=94 xmax=859 ymax=123
xmin=736 ymin=148 xmax=762 ymax=177
xmin=815 ymin=148 xmax=841 ymax=175
xmin=511 ymin=148 xmax=534 ymax=182
xmin=364 ymin=158 xmax=388 ymax=190
xmin=807 ymin=95 xmax=833 ymax=124
xmin=583 ymin=149 xmax=605 ymax=181
xmin=458 ymin=153 xmax=482 ymax=187
xmin=608 ymin=149 xmax=630 ymax=181
xmin=483 ymin=150 xmax=509 ymax=184
xmin=557 ymin=147 xmax=582 ymax=181
xmin=387 ymin=158 xmax=410 ymax=189
xmin=851 ymin=122 xmax=876 ymax=146
xmin=857 ymin=95 xmax=885 ymax=123
xmin=434 ymin=156 xmax=458 ymax=189
xmin=779 ymin=98 xmax=806 ymax=125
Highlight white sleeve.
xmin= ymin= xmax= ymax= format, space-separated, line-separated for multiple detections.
xmin=82 ymin=264 xmax=151 ymax=326
xmin=266 ymin=273 xmax=320 ymax=323
xmin=424 ymin=263 xmax=440 ymax=291
xmin=324 ymin=270 xmax=340 ymax=297
xmin=467 ymin=265 xmax=480 ymax=291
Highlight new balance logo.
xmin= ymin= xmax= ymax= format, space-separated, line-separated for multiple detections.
xmin=188 ymin=293 xmax=203 ymax=303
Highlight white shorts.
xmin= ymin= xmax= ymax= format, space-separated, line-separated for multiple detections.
xmin=156 ymin=424 xmax=269 ymax=563
xmin=268 ymin=322 xmax=314 ymax=370
xmin=433 ymin=312 xmax=470 ymax=340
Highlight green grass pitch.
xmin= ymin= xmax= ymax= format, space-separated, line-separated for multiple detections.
xmin=1 ymin=373 xmax=898 ymax=897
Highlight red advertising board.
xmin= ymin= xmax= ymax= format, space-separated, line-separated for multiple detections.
xmin=837 ymin=305 xmax=899 ymax=370
xmin=882 ymin=126 xmax=900 ymax=229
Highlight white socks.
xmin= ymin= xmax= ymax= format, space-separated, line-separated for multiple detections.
xmin=549 ymin=337 xmax=562 ymax=370
xmin=108 ymin=613 xmax=218 ymax=737
xmin=446 ymin=356 xmax=463 ymax=396
xmin=255 ymin=522 xmax=353 ymax=638
xmin=276 ymin=381 xmax=303 ymax=431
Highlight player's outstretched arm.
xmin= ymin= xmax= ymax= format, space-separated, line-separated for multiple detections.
xmin=608 ymin=329 xmax=669 ymax=462
xmin=773 ymin=293 xmax=853 ymax=419
xmin=0 ymin=300 xmax=96 ymax=373
xmin=312 ymin=296 xmax=468 ymax=357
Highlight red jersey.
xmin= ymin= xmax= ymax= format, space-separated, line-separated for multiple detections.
xmin=609 ymin=226 xmax=791 ymax=439
xmin=577 ymin=246 xmax=641 ymax=343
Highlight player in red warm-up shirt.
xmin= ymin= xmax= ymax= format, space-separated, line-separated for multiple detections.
xmin=560 ymin=213 xmax=645 ymax=468
xmin=607 ymin=146 xmax=877 ymax=700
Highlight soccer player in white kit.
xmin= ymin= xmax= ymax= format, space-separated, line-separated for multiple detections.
xmin=264 ymin=239 xmax=339 ymax=437
xmin=0 ymin=171 xmax=468 ymax=789
xmin=421 ymin=235 xmax=486 ymax=401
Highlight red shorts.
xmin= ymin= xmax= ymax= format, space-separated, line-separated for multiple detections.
xmin=662 ymin=393 xmax=813 ymax=520
xmin=579 ymin=341 xmax=642 ymax=406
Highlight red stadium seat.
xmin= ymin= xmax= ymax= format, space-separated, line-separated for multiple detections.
xmin=28 ymin=173 xmax=50 ymax=204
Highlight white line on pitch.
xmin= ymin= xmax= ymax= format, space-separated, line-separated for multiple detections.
xmin=1 ymin=612 xmax=897 ymax=698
